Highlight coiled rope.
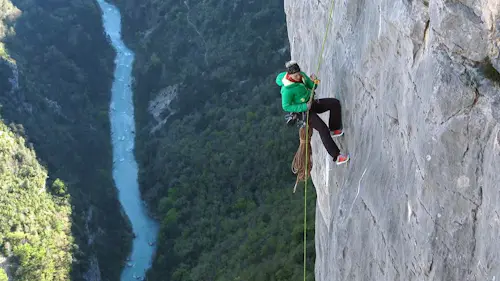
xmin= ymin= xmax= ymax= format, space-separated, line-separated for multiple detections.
xmin=292 ymin=125 xmax=313 ymax=193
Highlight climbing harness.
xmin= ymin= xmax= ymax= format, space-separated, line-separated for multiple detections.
xmin=295 ymin=0 xmax=338 ymax=280
xmin=285 ymin=111 xmax=307 ymax=127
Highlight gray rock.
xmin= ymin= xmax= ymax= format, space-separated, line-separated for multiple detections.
xmin=148 ymin=84 xmax=179 ymax=133
xmin=0 ymin=59 xmax=19 ymax=94
xmin=83 ymin=207 xmax=102 ymax=281
xmin=284 ymin=0 xmax=500 ymax=280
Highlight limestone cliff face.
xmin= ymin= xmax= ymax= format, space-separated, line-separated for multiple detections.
xmin=284 ymin=0 xmax=500 ymax=280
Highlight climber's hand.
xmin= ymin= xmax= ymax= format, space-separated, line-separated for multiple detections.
xmin=310 ymin=73 xmax=320 ymax=85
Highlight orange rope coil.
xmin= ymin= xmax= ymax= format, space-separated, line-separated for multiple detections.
xmin=291 ymin=125 xmax=313 ymax=193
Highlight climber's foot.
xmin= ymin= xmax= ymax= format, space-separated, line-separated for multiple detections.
xmin=336 ymin=154 xmax=350 ymax=165
xmin=331 ymin=129 xmax=344 ymax=138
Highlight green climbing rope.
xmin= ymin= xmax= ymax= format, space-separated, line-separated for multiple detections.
xmin=303 ymin=0 xmax=337 ymax=280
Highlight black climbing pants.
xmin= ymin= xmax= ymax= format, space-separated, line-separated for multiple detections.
xmin=308 ymin=98 xmax=342 ymax=159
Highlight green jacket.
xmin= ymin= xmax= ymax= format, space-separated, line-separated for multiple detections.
xmin=275 ymin=71 xmax=316 ymax=112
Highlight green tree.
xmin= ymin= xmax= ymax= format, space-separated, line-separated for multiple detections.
xmin=0 ymin=269 xmax=7 ymax=281
xmin=51 ymin=178 xmax=66 ymax=196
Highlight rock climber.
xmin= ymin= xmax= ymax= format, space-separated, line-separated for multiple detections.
xmin=276 ymin=60 xmax=350 ymax=165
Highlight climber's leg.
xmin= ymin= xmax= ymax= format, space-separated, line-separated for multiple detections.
xmin=309 ymin=111 xmax=340 ymax=160
xmin=311 ymin=98 xmax=343 ymax=136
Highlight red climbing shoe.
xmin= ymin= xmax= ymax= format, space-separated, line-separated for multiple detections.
xmin=336 ymin=154 xmax=350 ymax=165
xmin=331 ymin=129 xmax=344 ymax=137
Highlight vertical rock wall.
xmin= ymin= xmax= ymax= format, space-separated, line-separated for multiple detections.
xmin=284 ymin=0 xmax=500 ymax=280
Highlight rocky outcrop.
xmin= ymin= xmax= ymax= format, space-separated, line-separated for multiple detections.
xmin=148 ymin=84 xmax=178 ymax=133
xmin=83 ymin=207 xmax=102 ymax=281
xmin=83 ymin=256 xmax=102 ymax=281
xmin=0 ymin=59 xmax=18 ymax=93
xmin=284 ymin=0 xmax=500 ymax=280
xmin=6 ymin=60 xmax=18 ymax=92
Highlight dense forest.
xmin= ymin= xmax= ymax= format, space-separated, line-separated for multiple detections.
xmin=0 ymin=0 xmax=131 ymax=280
xmin=0 ymin=120 xmax=72 ymax=281
xmin=112 ymin=0 xmax=318 ymax=280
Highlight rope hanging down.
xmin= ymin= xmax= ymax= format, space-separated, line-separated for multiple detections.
xmin=291 ymin=0 xmax=337 ymax=280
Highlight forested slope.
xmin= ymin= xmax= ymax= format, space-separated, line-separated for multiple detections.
xmin=0 ymin=120 xmax=72 ymax=281
xmin=0 ymin=0 xmax=131 ymax=279
xmin=111 ymin=0 xmax=317 ymax=280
